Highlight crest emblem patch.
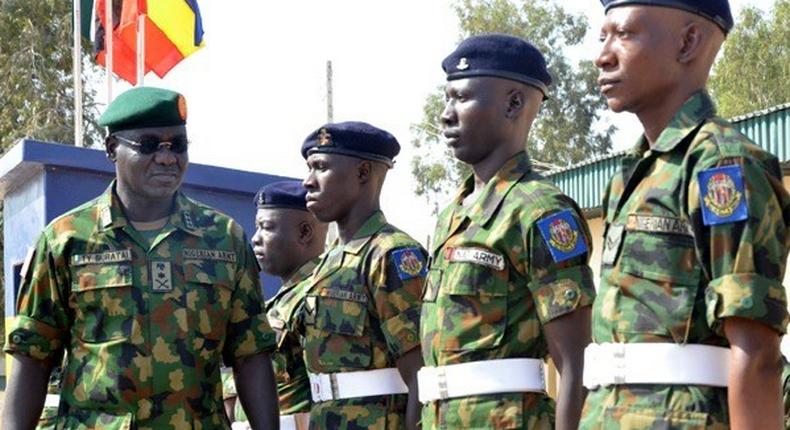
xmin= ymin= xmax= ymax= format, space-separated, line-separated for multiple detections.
xmin=536 ymin=209 xmax=588 ymax=263
xmin=392 ymin=247 xmax=427 ymax=280
xmin=318 ymin=128 xmax=332 ymax=146
xmin=456 ymin=57 xmax=470 ymax=70
xmin=177 ymin=95 xmax=188 ymax=121
xmin=698 ymin=165 xmax=748 ymax=226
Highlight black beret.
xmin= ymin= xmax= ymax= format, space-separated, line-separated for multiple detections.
xmin=99 ymin=87 xmax=187 ymax=133
xmin=254 ymin=180 xmax=308 ymax=211
xmin=301 ymin=121 xmax=400 ymax=166
xmin=601 ymin=0 xmax=733 ymax=34
xmin=442 ymin=33 xmax=552 ymax=99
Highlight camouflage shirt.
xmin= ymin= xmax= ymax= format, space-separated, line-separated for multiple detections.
xmin=292 ymin=211 xmax=426 ymax=430
xmin=5 ymin=183 xmax=276 ymax=429
xmin=222 ymin=257 xmax=319 ymax=422
xmin=581 ymin=91 xmax=790 ymax=429
xmin=421 ymin=151 xmax=596 ymax=429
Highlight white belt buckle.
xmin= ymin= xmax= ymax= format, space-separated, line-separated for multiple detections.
xmin=612 ymin=343 xmax=627 ymax=385
xmin=437 ymin=366 xmax=449 ymax=400
xmin=309 ymin=372 xmax=335 ymax=402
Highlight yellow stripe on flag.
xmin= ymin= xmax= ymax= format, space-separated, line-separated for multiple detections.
xmin=147 ymin=0 xmax=204 ymax=57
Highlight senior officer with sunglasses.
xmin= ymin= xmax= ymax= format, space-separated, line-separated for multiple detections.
xmin=2 ymin=87 xmax=279 ymax=429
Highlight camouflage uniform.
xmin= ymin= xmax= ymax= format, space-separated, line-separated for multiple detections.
xmin=420 ymin=151 xmax=596 ymax=429
xmin=223 ymin=257 xmax=319 ymax=422
xmin=5 ymin=182 xmax=276 ymax=429
xmin=292 ymin=211 xmax=426 ymax=430
xmin=581 ymin=91 xmax=790 ymax=429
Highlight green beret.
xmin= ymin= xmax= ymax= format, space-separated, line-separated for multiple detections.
xmin=98 ymin=87 xmax=188 ymax=133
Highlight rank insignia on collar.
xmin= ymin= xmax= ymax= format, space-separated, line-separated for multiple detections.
xmin=182 ymin=211 xmax=196 ymax=230
xmin=392 ymin=247 xmax=427 ymax=280
xmin=536 ymin=209 xmax=588 ymax=263
xmin=456 ymin=57 xmax=469 ymax=70
xmin=318 ymin=128 xmax=332 ymax=146
xmin=699 ymin=164 xmax=748 ymax=226
xmin=152 ymin=261 xmax=173 ymax=292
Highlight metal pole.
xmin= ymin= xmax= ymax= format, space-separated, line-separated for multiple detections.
xmin=73 ymin=0 xmax=83 ymax=147
xmin=136 ymin=13 xmax=145 ymax=85
xmin=326 ymin=60 xmax=333 ymax=123
xmin=105 ymin=0 xmax=113 ymax=103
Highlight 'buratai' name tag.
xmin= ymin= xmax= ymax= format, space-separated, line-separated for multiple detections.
xmin=183 ymin=248 xmax=237 ymax=263
xmin=445 ymin=247 xmax=505 ymax=271
xmin=72 ymin=249 xmax=132 ymax=266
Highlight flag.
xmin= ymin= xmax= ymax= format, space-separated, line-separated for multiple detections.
xmin=92 ymin=0 xmax=205 ymax=85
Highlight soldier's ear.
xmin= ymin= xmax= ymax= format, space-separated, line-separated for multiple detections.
xmin=105 ymin=135 xmax=118 ymax=162
xmin=505 ymin=88 xmax=526 ymax=120
xmin=299 ymin=220 xmax=314 ymax=245
xmin=357 ymin=160 xmax=372 ymax=184
xmin=677 ymin=21 xmax=703 ymax=64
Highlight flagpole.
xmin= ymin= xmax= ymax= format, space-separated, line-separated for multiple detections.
xmin=105 ymin=0 xmax=113 ymax=103
xmin=73 ymin=0 xmax=83 ymax=147
xmin=136 ymin=14 xmax=145 ymax=85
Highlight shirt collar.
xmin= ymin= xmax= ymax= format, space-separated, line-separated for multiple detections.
xmin=634 ymin=90 xmax=716 ymax=155
xmin=97 ymin=180 xmax=203 ymax=237
xmin=458 ymin=151 xmax=533 ymax=226
xmin=342 ymin=210 xmax=388 ymax=255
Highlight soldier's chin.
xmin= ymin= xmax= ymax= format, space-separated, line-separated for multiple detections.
xmin=307 ymin=201 xmax=333 ymax=223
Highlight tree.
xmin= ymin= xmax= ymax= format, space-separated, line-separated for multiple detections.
xmin=709 ymin=0 xmax=789 ymax=118
xmin=411 ymin=0 xmax=615 ymax=210
xmin=0 ymin=0 xmax=103 ymax=152
xmin=0 ymin=0 xmax=102 ymax=347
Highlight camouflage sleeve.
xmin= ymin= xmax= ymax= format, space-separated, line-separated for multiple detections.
xmin=525 ymin=203 xmax=595 ymax=325
xmin=4 ymin=232 xmax=68 ymax=362
xmin=367 ymin=245 xmax=426 ymax=359
xmin=688 ymin=142 xmax=790 ymax=335
xmin=222 ymin=237 xmax=276 ymax=364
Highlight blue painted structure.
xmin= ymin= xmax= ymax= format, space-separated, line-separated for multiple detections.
xmin=0 ymin=139 xmax=293 ymax=323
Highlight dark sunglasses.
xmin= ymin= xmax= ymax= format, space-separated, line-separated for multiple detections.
xmin=114 ymin=134 xmax=189 ymax=154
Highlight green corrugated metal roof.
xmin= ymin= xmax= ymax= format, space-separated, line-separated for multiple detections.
xmin=546 ymin=102 xmax=790 ymax=210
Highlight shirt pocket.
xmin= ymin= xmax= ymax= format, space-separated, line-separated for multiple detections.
xmin=614 ymin=231 xmax=702 ymax=340
xmin=184 ymin=260 xmax=235 ymax=347
xmin=306 ymin=289 xmax=371 ymax=370
xmin=439 ymin=262 xmax=508 ymax=351
xmin=70 ymin=263 xmax=134 ymax=343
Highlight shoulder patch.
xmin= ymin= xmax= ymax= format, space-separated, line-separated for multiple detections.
xmin=698 ymin=164 xmax=748 ymax=226
xmin=391 ymin=247 xmax=427 ymax=280
xmin=536 ymin=209 xmax=588 ymax=263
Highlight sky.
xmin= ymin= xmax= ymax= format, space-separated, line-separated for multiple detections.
xmin=98 ymin=0 xmax=776 ymax=245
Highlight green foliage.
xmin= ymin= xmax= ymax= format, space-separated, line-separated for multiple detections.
xmin=0 ymin=0 xmax=102 ymax=152
xmin=709 ymin=0 xmax=789 ymax=118
xmin=0 ymin=0 xmax=102 ymax=347
xmin=411 ymin=0 xmax=614 ymax=209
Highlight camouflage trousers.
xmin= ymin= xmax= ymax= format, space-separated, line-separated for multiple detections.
xmin=420 ymin=392 xmax=554 ymax=429
xmin=580 ymin=385 xmax=729 ymax=429
xmin=308 ymin=394 xmax=406 ymax=430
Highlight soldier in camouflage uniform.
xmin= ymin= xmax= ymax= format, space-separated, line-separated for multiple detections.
xmin=2 ymin=87 xmax=279 ymax=429
xmin=294 ymin=121 xmax=426 ymax=430
xmin=419 ymin=34 xmax=595 ymax=430
xmin=581 ymin=1 xmax=790 ymax=429
xmin=223 ymin=180 xmax=328 ymax=430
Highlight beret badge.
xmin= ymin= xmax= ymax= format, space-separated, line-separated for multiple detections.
xmin=177 ymin=95 xmax=188 ymax=121
xmin=456 ymin=57 xmax=470 ymax=71
xmin=318 ymin=128 xmax=332 ymax=146
xmin=257 ymin=192 xmax=265 ymax=207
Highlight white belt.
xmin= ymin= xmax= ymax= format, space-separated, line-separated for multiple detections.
xmin=309 ymin=368 xmax=408 ymax=402
xmin=44 ymin=394 xmax=60 ymax=408
xmin=280 ymin=412 xmax=310 ymax=430
xmin=417 ymin=358 xmax=546 ymax=403
xmin=583 ymin=343 xmax=730 ymax=389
